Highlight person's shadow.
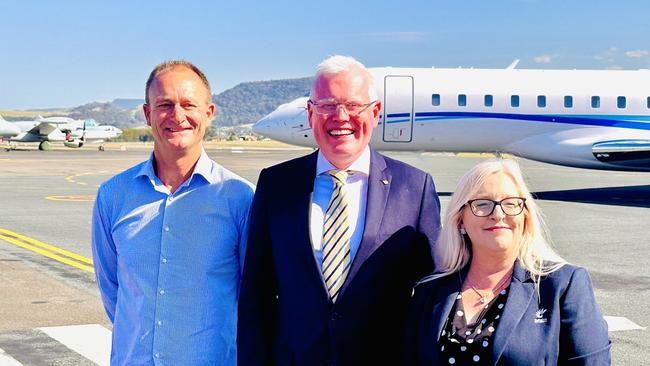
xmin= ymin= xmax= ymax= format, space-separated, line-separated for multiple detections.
xmin=439 ymin=185 xmax=650 ymax=208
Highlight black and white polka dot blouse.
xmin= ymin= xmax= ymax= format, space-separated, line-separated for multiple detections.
xmin=438 ymin=286 xmax=510 ymax=365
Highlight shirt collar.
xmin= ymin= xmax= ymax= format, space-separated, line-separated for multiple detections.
xmin=135 ymin=149 xmax=215 ymax=186
xmin=316 ymin=146 xmax=370 ymax=176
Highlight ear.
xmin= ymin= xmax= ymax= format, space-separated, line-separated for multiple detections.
xmin=371 ymin=101 xmax=381 ymax=128
xmin=307 ymin=101 xmax=315 ymax=129
xmin=206 ymin=103 xmax=216 ymax=125
xmin=143 ymin=104 xmax=152 ymax=127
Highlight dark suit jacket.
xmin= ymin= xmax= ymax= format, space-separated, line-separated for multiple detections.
xmin=238 ymin=149 xmax=441 ymax=366
xmin=403 ymin=261 xmax=611 ymax=365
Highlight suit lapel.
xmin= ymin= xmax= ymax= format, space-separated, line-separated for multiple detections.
xmin=423 ymin=269 xmax=467 ymax=362
xmin=346 ymin=150 xmax=390 ymax=283
xmin=429 ymin=279 xmax=460 ymax=359
xmin=283 ymin=152 xmax=328 ymax=292
xmin=491 ymin=261 xmax=535 ymax=364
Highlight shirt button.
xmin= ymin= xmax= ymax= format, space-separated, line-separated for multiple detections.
xmin=159 ymin=289 xmax=165 ymax=295
xmin=157 ymin=320 xmax=162 ymax=326
xmin=154 ymin=353 xmax=160 ymax=358
xmin=164 ymin=226 xmax=170 ymax=232
xmin=161 ymin=258 xmax=167 ymax=263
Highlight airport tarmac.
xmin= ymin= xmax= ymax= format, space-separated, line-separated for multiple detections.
xmin=0 ymin=144 xmax=648 ymax=365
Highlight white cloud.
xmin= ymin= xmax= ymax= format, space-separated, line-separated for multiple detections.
xmin=533 ymin=54 xmax=557 ymax=64
xmin=593 ymin=47 xmax=619 ymax=63
xmin=624 ymin=50 xmax=649 ymax=58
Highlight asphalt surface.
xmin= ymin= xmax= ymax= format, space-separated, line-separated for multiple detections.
xmin=0 ymin=144 xmax=648 ymax=365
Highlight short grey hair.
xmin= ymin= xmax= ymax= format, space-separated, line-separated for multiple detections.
xmin=310 ymin=55 xmax=378 ymax=101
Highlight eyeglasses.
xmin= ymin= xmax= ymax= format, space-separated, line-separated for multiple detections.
xmin=465 ymin=197 xmax=526 ymax=217
xmin=309 ymin=99 xmax=376 ymax=116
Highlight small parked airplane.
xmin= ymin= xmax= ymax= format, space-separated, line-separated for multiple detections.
xmin=253 ymin=62 xmax=650 ymax=171
xmin=0 ymin=115 xmax=20 ymax=138
xmin=5 ymin=115 xmax=122 ymax=150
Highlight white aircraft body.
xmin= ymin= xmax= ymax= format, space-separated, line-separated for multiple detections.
xmin=0 ymin=115 xmax=21 ymax=138
xmin=253 ymin=65 xmax=650 ymax=171
xmin=7 ymin=116 xmax=122 ymax=150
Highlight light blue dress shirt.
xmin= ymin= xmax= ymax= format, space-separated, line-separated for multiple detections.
xmin=309 ymin=147 xmax=370 ymax=268
xmin=92 ymin=150 xmax=254 ymax=366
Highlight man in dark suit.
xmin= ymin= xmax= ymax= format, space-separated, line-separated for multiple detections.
xmin=238 ymin=55 xmax=441 ymax=366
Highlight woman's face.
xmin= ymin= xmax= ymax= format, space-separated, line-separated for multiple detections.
xmin=460 ymin=172 xmax=526 ymax=259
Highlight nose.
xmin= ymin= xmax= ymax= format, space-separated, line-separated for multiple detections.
xmin=490 ymin=204 xmax=507 ymax=219
xmin=171 ymin=104 xmax=186 ymax=123
xmin=332 ymin=104 xmax=350 ymax=121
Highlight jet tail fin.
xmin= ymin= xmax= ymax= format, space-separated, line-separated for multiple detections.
xmin=506 ymin=59 xmax=520 ymax=70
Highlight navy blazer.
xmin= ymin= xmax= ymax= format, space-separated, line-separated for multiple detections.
xmin=238 ymin=149 xmax=441 ymax=366
xmin=403 ymin=261 xmax=611 ymax=365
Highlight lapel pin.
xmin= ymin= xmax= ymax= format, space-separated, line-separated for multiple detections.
xmin=381 ymin=179 xmax=389 ymax=185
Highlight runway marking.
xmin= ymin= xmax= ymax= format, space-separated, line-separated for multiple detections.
xmin=38 ymin=324 xmax=111 ymax=366
xmin=0 ymin=228 xmax=94 ymax=273
xmin=604 ymin=316 xmax=645 ymax=332
xmin=0 ymin=347 xmax=22 ymax=366
xmin=46 ymin=195 xmax=96 ymax=202
xmin=65 ymin=170 xmax=116 ymax=188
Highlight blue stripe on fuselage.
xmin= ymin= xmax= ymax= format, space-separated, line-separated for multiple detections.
xmin=383 ymin=112 xmax=650 ymax=130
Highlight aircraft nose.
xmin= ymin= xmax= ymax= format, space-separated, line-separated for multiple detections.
xmin=252 ymin=117 xmax=272 ymax=135
xmin=3 ymin=122 xmax=20 ymax=137
xmin=115 ymin=128 xmax=123 ymax=136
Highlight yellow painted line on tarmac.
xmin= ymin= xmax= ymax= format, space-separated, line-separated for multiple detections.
xmin=46 ymin=195 xmax=96 ymax=202
xmin=0 ymin=228 xmax=94 ymax=273
xmin=65 ymin=170 xmax=115 ymax=187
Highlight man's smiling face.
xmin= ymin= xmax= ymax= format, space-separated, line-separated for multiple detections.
xmin=144 ymin=65 xmax=215 ymax=155
xmin=307 ymin=67 xmax=380 ymax=169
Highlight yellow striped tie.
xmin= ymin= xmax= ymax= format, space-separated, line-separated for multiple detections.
xmin=322 ymin=170 xmax=351 ymax=302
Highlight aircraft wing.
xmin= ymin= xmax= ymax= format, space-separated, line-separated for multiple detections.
xmin=28 ymin=122 xmax=60 ymax=136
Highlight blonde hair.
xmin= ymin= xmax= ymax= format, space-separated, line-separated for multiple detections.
xmin=427 ymin=159 xmax=566 ymax=290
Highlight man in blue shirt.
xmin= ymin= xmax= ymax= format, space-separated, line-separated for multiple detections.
xmin=92 ymin=60 xmax=253 ymax=365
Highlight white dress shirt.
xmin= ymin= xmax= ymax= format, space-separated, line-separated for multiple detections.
xmin=309 ymin=147 xmax=370 ymax=269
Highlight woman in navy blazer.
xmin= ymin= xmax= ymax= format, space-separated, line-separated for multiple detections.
xmin=404 ymin=159 xmax=611 ymax=365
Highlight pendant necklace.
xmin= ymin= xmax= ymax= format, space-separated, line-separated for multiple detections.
xmin=466 ymin=269 xmax=513 ymax=306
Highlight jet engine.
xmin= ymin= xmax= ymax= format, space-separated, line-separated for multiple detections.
xmin=63 ymin=139 xmax=84 ymax=148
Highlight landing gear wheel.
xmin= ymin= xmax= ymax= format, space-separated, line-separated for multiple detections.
xmin=39 ymin=141 xmax=51 ymax=151
xmin=98 ymin=144 xmax=105 ymax=151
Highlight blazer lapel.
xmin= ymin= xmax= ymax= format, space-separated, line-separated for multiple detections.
xmin=430 ymin=280 xmax=460 ymax=357
xmin=424 ymin=269 xmax=467 ymax=362
xmin=346 ymin=150 xmax=390 ymax=282
xmin=491 ymin=261 xmax=535 ymax=364
xmin=283 ymin=152 xmax=328 ymax=292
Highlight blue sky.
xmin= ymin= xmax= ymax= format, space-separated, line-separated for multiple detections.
xmin=1 ymin=0 xmax=649 ymax=110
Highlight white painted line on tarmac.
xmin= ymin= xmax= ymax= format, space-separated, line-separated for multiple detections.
xmin=604 ymin=316 xmax=645 ymax=332
xmin=38 ymin=324 xmax=111 ymax=366
xmin=0 ymin=347 xmax=23 ymax=366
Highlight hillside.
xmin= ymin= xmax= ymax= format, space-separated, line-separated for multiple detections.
xmin=2 ymin=77 xmax=313 ymax=128
xmin=212 ymin=77 xmax=313 ymax=126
